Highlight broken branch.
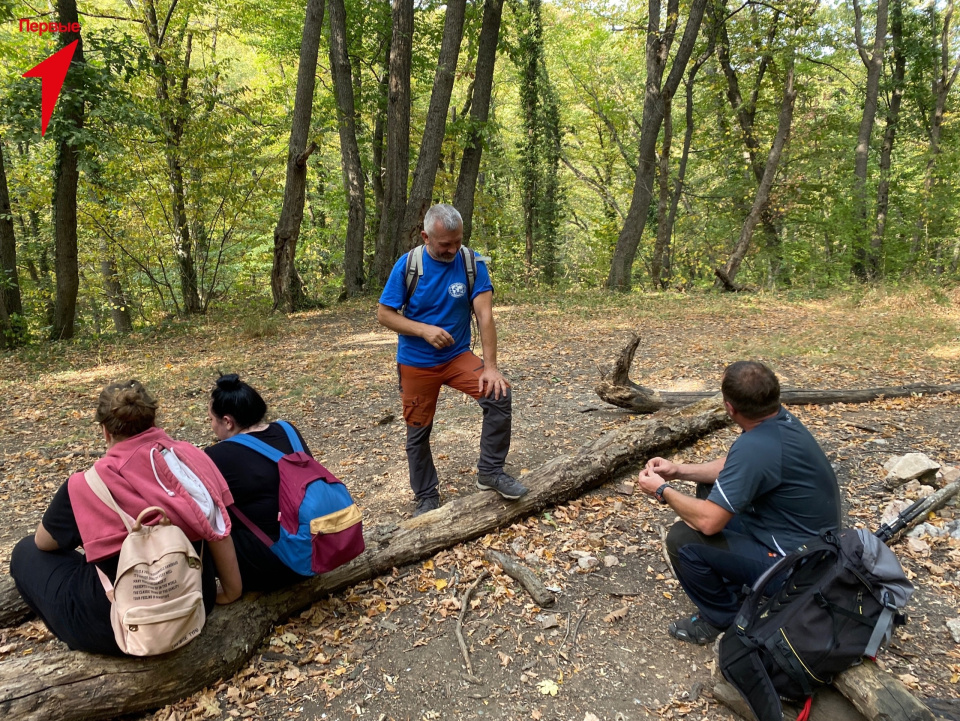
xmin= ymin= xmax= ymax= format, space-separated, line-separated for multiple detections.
xmin=484 ymin=550 xmax=555 ymax=607
xmin=456 ymin=571 xmax=489 ymax=683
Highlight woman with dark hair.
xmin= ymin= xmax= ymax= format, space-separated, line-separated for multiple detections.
xmin=205 ymin=374 xmax=311 ymax=592
xmin=9 ymin=380 xmax=242 ymax=656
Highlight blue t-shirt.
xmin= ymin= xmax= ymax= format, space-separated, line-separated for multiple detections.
xmin=708 ymin=407 xmax=841 ymax=556
xmin=379 ymin=248 xmax=493 ymax=368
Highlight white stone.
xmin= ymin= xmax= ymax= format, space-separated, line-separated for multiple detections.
xmin=885 ymin=453 xmax=940 ymax=486
xmin=536 ymin=613 xmax=560 ymax=629
xmin=578 ymin=555 xmax=599 ymax=570
xmin=946 ymin=618 xmax=960 ymax=644
xmin=907 ymin=523 xmax=945 ymax=539
xmin=603 ymin=555 xmax=619 ymax=567
xmin=881 ymin=500 xmax=914 ymax=528
xmin=941 ymin=466 xmax=960 ymax=484
xmin=906 ymin=537 xmax=930 ymax=555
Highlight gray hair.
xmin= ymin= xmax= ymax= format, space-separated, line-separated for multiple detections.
xmin=423 ymin=204 xmax=463 ymax=235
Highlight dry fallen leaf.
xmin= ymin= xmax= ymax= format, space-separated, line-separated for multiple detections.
xmin=537 ymin=679 xmax=559 ymax=696
xmin=603 ymin=606 xmax=629 ymax=623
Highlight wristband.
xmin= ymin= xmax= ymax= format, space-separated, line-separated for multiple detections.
xmin=654 ymin=483 xmax=672 ymax=504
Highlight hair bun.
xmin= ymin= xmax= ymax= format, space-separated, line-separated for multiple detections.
xmin=216 ymin=373 xmax=242 ymax=390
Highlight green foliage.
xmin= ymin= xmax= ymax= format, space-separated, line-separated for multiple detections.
xmin=1 ymin=0 xmax=959 ymax=345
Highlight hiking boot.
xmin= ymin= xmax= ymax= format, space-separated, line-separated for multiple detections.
xmin=413 ymin=496 xmax=441 ymax=517
xmin=668 ymin=614 xmax=723 ymax=645
xmin=476 ymin=471 xmax=529 ymax=500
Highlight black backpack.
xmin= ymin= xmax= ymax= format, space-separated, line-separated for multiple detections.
xmin=719 ymin=528 xmax=913 ymax=721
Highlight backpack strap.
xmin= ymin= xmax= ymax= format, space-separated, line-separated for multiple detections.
xmin=403 ymin=245 xmax=491 ymax=311
xmin=83 ymin=466 xmax=132 ymax=600
xmin=84 ymin=466 xmax=135 ymax=533
xmin=229 ymin=504 xmax=275 ymax=549
xmin=401 ymin=245 xmax=425 ymax=312
xmin=221 ymin=432 xmax=286 ymax=463
xmin=275 ymin=420 xmax=304 ymax=453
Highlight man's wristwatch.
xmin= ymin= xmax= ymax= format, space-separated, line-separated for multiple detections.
xmin=654 ymin=483 xmax=672 ymax=504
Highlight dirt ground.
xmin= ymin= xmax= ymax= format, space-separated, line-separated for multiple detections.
xmin=0 ymin=288 xmax=958 ymax=721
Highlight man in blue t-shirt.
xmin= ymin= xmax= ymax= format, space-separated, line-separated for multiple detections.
xmin=636 ymin=361 xmax=841 ymax=645
xmin=377 ymin=204 xmax=528 ymax=517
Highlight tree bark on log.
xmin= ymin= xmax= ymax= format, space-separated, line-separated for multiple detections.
xmin=833 ymin=660 xmax=936 ymax=721
xmin=596 ymin=333 xmax=960 ymax=414
xmin=714 ymin=659 xmax=936 ymax=721
xmin=713 ymin=678 xmax=869 ymax=721
xmin=0 ymin=397 xmax=729 ymax=720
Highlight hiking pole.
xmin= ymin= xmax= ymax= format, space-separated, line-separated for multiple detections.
xmin=874 ymin=496 xmax=930 ymax=544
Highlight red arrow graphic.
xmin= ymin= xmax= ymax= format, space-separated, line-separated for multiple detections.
xmin=22 ymin=40 xmax=79 ymax=137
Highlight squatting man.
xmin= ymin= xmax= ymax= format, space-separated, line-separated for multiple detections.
xmin=635 ymin=361 xmax=841 ymax=644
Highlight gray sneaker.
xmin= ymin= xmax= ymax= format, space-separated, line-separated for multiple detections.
xmin=413 ymin=495 xmax=441 ymax=517
xmin=476 ymin=471 xmax=529 ymax=500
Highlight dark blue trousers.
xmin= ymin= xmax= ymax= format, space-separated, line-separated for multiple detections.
xmin=666 ymin=517 xmax=783 ymax=629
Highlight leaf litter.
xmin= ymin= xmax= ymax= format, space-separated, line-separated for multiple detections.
xmin=0 ymin=288 xmax=957 ymax=719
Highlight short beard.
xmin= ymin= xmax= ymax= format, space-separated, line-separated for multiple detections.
xmin=426 ymin=247 xmax=456 ymax=263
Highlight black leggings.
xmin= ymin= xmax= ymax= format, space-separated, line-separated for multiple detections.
xmin=10 ymin=536 xmax=121 ymax=655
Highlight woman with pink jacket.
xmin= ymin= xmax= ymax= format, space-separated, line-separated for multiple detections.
xmin=9 ymin=380 xmax=242 ymax=655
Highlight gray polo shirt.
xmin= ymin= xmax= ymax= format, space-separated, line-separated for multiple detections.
xmin=708 ymin=407 xmax=841 ymax=555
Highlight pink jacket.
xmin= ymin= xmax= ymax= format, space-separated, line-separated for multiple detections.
xmin=67 ymin=427 xmax=234 ymax=562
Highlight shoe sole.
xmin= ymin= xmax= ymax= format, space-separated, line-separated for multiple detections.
xmin=475 ymin=480 xmax=528 ymax=500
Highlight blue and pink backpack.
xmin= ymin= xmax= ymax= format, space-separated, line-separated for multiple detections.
xmin=224 ymin=420 xmax=364 ymax=575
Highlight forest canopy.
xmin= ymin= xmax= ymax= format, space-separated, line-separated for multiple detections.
xmin=0 ymin=0 xmax=957 ymax=344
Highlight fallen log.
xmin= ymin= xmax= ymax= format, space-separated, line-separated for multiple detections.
xmin=713 ymin=678 xmax=868 ymax=721
xmin=0 ymin=576 xmax=32 ymax=627
xmin=0 ymin=396 xmax=730 ymax=721
xmin=833 ymin=660 xmax=936 ymax=721
xmin=596 ymin=333 xmax=960 ymax=414
xmin=713 ymin=659 xmax=936 ymax=721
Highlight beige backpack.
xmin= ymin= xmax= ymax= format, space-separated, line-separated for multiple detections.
xmin=84 ymin=467 xmax=206 ymax=656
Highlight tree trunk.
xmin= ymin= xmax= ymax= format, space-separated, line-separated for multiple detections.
xmin=605 ymin=0 xmax=707 ymax=290
xmin=454 ymin=0 xmax=504 ymax=245
xmin=272 ymin=0 xmax=325 ymax=312
xmin=132 ymin=0 xmax=202 ymax=315
xmin=369 ymin=0 xmax=414 ymax=288
xmin=0 ymin=142 xmax=25 ymax=347
xmin=328 ymin=0 xmax=365 ymax=298
xmin=713 ymin=678 xmax=870 ymax=721
xmin=99 ymin=238 xmax=133 ymax=333
xmin=719 ymin=53 xmax=796 ymax=286
xmin=0 ymin=397 xmax=730 ymax=719
xmin=869 ymin=0 xmax=905 ymax=278
xmin=49 ymin=0 xmax=84 ymax=341
xmin=851 ymin=0 xmax=889 ymax=280
xmin=595 ymin=333 xmax=960 ymax=413
xmin=658 ymin=46 xmax=714 ymax=288
xmin=910 ymin=0 xmax=960 ymax=267
xmin=397 ymin=0 xmax=466 ymax=252
xmin=370 ymin=34 xmax=390 ymax=245
xmin=650 ymin=96 xmax=673 ymax=287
